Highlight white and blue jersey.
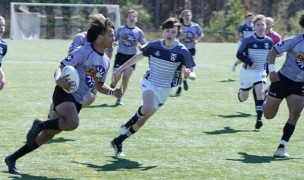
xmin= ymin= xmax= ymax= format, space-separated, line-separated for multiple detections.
xmin=237 ymin=33 xmax=273 ymax=71
xmin=61 ymin=43 xmax=110 ymax=104
xmin=274 ymin=34 xmax=304 ymax=82
xmin=180 ymin=22 xmax=203 ymax=49
xmin=115 ymin=25 xmax=146 ymax=55
xmin=237 ymin=23 xmax=254 ymax=40
xmin=141 ymin=39 xmax=195 ymax=88
xmin=0 ymin=37 xmax=7 ymax=67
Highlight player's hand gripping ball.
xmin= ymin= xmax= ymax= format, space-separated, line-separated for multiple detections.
xmin=60 ymin=65 xmax=80 ymax=93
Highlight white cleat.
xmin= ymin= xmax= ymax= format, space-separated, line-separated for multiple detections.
xmin=116 ymin=152 xmax=126 ymax=157
xmin=273 ymin=148 xmax=289 ymax=158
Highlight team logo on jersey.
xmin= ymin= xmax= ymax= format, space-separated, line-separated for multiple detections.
xmin=154 ymin=51 xmax=160 ymax=56
xmin=253 ymin=44 xmax=258 ymax=48
xmin=294 ymin=52 xmax=304 ymax=70
xmin=264 ymin=43 xmax=270 ymax=49
xmin=170 ymin=53 xmax=177 ymax=61
xmin=121 ymin=34 xmax=137 ymax=47
xmin=84 ymin=65 xmax=106 ymax=88
xmin=277 ymin=41 xmax=284 ymax=46
xmin=65 ymin=54 xmax=73 ymax=62
xmin=183 ymin=31 xmax=194 ymax=43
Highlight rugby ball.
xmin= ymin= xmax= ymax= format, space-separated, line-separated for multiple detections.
xmin=60 ymin=65 xmax=80 ymax=93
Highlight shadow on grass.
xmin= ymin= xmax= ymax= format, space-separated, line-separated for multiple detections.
xmin=4 ymin=172 xmax=73 ymax=180
xmin=217 ymin=79 xmax=237 ymax=82
xmin=218 ymin=112 xmax=253 ymax=118
xmin=169 ymin=94 xmax=180 ymax=97
xmin=46 ymin=137 xmax=75 ymax=144
xmin=87 ymin=104 xmax=118 ymax=108
xmin=204 ymin=126 xmax=255 ymax=135
xmin=226 ymin=152 xmax=299 ymax=164
xmin=72 ymin=156 xmax=157 ymax=171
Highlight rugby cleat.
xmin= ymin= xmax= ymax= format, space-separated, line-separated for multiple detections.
xmin=5 ymin=155 xmax=19 ymax=174
xmin=111 ymin=139 xmax=125 ymax=158
xmin=273 ymin=148 xmax=289 ymax=158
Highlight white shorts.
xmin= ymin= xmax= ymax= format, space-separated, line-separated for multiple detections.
xmin=239 ymin=68 xmax=267 ymax=89
xmin=141 ymin=78 xmax=172 ymax=109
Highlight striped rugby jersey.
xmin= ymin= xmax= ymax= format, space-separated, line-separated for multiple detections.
xmin=141 ymin=39 xmax=195 ymax=88
xmin=238 ymin=33 xmax=273 ymax=71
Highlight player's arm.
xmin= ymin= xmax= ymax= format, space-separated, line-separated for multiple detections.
xmin=184 ymin=67 xmax=196 ymax=80
xmin=0 ymin=67 xmax=5 ymax=90
xmin=54 ymin=64 xmax=75 ymax=92
xmin=267 ymin=48 xmax=280 ymax=82
xmin=112 ymin=52 xmax=145 ymax=81
xmin=95 ymin=82 xmax=123 ymax=99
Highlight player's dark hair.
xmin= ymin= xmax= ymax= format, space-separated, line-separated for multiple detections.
xmin=299 ymin=14 xmax=304 ymax=28
xmin=86 ymin=18 xmax=114 ymax=43
xmin=246 ymin=12 xmax=254 ymax=18
xmin=161 ymin=17 xmax=181 ymax=35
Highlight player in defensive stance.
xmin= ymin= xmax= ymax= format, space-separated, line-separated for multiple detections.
xmin=263 ymin=14 xmax=304 ymax=158
xmin=0 ymin=16 xmax=7 ymax=90
xmin=5 ymin=18 xmax=119 ymax=174
xmin=111 ymin=17 xmax=196 ymax=157
xmin=110 ymin=9 xmax=146 ymax=105
xmin=175 ymin=9 xmax=203 ymax=96
xmin=236 ymin=14 xmax=272 ymax=130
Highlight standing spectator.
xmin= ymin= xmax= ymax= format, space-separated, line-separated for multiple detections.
xmin=110 ymin=9 xmax=146 ymax=105
xmin=236 ymin=14 xmax=272 ymax=130
xmin=263 ymin=14 xmax=304 ymax=158
xmin=110 ymin=17 xmax=196 ymax=157
xmin=176 ymin=9 xmax=203 ymax=96
xmin=232 ymin=13 xmax=254 ymax=72
xmin=4 ymin=18 xmax=118 ymax=174
xmin=0 ymin=16 xmax=7 ymax=90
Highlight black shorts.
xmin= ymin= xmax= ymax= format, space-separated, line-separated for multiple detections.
xmin=114 ymin=53 xmax=136 ymax=69
xmin=188 ymin=48 xmax=196 ymax=56
xmin=52 ymin=86 xmax=82 ymax=113
xmin=268 ymin=72 xmax=304 ymax=99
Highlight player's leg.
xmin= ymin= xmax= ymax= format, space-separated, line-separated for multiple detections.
xmin=5 ymin=91 xmax=80 ymax=174
xmin=115 ymin=66 xmax=134 ymax=105
xmin=253 ymin=81 xmax=265 ymax=129
xmin=238 ymin=88 xmax=250 ymax=102
xmin=273 ymin=94 xmax=304 ymax=157
xmin=81 ymin=89 xmax=97 ymax=108
xmin=111 ymin=89 xmax=156 ymax=157
xmin=176 ymin=66 xmax=185 ymax=96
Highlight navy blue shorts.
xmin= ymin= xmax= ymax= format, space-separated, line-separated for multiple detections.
xmin=113 ymin=53 xmax=136 ymax=69
xmin=52 ymin=86 xmax=82 ymax=113
xmin=268 ymin=72 xmax=304 ymax=99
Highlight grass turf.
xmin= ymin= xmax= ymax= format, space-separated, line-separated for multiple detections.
xmin=0 ymin=40 xmax=303 ymax=179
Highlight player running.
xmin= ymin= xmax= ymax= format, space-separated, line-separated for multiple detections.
xmin=236 ymin=14 xmax=272 ymax=130
xmin=110 ymin=17 xmax=196 ymax=157
xmin=110 ymin=9 xmax=146 ymax=105
xmin=263 ymin=14 xmax=304 ymax=158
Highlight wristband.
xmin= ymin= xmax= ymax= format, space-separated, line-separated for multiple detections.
xmin=108 ymin=88 xmax=114 ymax=96
xmin=268 ymin=64 xmax=275 ymax=72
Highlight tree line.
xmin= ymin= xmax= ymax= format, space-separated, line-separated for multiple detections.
xmin=1 ymin=0 xmax=304 ymax=41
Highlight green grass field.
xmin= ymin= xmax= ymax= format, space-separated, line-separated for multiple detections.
xmin=0 ymin=40 xmax=303 ymax=180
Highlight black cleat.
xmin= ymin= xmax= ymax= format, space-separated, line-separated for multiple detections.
xmin=110 ymin=82 xmax=116 ymax=89
xmin=111 ymin=139 xmax=125 ymax=157
xmin=175 ymin=87 xmax=182 ymax=96
xmin=183 ymin=80 xmax=188 ymax=91
xmin=255 ymin=120 xmax=263 ymax=130
xmin=5 ymin=155 xmax=19 ymax=174
xmin=26 ymin=119 xmax=42 ymax=146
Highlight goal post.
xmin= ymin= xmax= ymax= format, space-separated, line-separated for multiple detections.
xmin=10 ymin=2 xmax=121 ymax=40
